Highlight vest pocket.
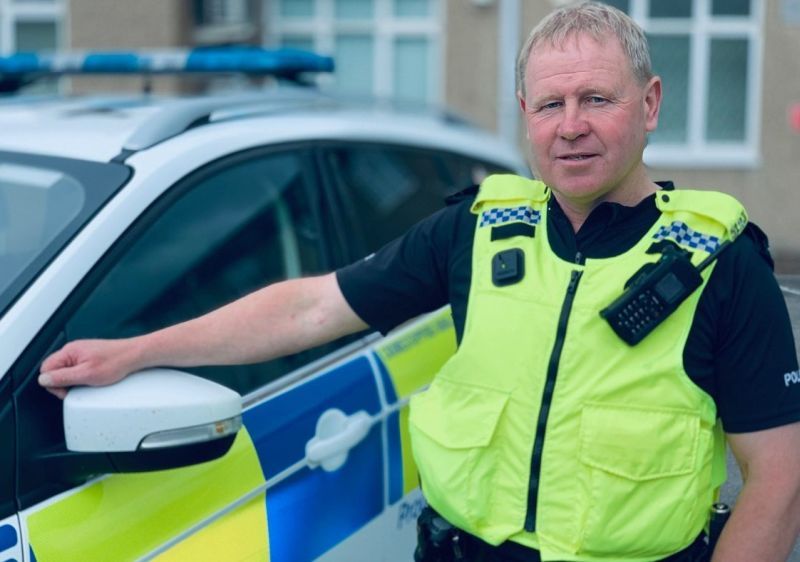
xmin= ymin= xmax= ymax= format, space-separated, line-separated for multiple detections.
xmin=409 ymin=379 xmax=510 ymax=530
xmin=577 ymin=403 xmax=708 ymax=557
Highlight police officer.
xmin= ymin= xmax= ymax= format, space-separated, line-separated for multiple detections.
xmin=39 ymin=3 xmax=800 ymax=561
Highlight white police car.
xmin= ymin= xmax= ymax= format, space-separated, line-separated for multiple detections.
xmin=0 ymin=48 xmax=526 ymax=561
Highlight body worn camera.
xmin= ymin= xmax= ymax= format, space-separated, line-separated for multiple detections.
xmin=600 ymin=242 xmax=727 ymax=345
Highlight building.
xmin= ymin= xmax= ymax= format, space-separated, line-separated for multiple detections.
xmin=1 ymin=0 xmax=797 ymax=268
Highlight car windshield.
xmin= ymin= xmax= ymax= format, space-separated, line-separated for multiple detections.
xmin=0 ymin=151 xmax=131 ymax=316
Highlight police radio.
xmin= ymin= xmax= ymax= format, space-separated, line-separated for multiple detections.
xmin=600 ymin=240 xmax=731 ymax=346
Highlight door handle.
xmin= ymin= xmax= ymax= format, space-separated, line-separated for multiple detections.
xmin=305 ymin=409 xmax=372 ymax=472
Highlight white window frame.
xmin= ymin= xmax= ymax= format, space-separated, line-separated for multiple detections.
xmin=264 ymin=0 xmax=444 ymax=104
xmin=631 ymin=0 xmax=764 ymax=169
xmin=0 ymin=0 xmax=65 ymax=54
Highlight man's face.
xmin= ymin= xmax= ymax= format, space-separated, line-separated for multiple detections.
xmin=518 ymin=34 xmax=661 ymax=206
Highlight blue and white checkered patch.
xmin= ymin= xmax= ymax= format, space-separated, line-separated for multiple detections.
xmin=479 ymin=206 xmax=541 ymax=228
xmin=653 ymin=221 xmax=721 ymax=253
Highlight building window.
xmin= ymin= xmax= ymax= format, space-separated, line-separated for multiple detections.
xmin=193 ymin=0 xmax=257 ymax=44
xmin=601 ymin=0 xmax=763 ymax=168
xmin=266 ymin=0 xmax=442 ymax=104
xmin=0 ymin=0 xmax=62 ymax=53
xmin=0 ymin=0 xmax=64 ymax=93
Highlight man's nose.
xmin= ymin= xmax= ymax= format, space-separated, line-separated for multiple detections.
xmin=557 ymin=104 xmax=590 ymax=141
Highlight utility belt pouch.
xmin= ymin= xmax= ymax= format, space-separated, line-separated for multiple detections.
xmin=414 ymin=506 xmax=464 ymax=562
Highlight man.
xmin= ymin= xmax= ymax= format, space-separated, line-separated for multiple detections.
xmin=39 ymin=3 xmax=800 ymax=561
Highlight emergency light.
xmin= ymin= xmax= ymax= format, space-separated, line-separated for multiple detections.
xmin=0 ymin=46 xmax=334 ymax=76
xmin=0 ymin=47 xmax=334 ymax=92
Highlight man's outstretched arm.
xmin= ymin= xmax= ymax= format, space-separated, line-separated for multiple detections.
xmin=711 ymin=422 xmax=800 ymax=561
xmin=38 ymin=273 xmax=368 ymax=398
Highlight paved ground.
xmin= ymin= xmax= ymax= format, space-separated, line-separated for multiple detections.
xmin=718 ymin=275 xmax=800 ymax=560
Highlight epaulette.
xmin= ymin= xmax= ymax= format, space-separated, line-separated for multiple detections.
xmin=444 ymin=184 xmax=479 ymax=206
xmin=743 ymin=223 xmax=775 ymax=271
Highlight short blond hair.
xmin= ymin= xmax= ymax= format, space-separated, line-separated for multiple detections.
xmin=516 ymin=1 xmax=653 ymax=97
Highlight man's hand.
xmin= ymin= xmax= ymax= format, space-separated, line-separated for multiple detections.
xmin=712 ymin=422 xmax=800 ymax=561
xmin=39 ymin=338 xmax=142 ymax=399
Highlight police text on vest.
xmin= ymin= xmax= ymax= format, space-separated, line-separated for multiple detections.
xmin=785 ymin=370 xmax=800 ymax=387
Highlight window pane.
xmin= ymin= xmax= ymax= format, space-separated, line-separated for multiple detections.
xmin=394 ymin=37 xmax=429 ymax=102
xmin=335 ymin=0 xmax=373 ymax=19
xmin=648 ymin=34 xmax=690 ymax=143
xmin=15 ymin=21 xmax=57 ymax=50
xmin=329 ymin=146 xmax=451 ymax=253
xmin=600 ymin=0 xmax=630 ymax=13
xmin=394 ymin=0 xmax=430 ymax=17
xmin=712 ymin=0 xmax=750 ymax=16
xmin=649 ymin=0 xmax=692 ymax=18
xmin=195 ymin=0 xmax=249 ymax=25
xmin=334 ymin=35 xmax=374 ymax=95
xmin=280 ymin=0 xmax=314 ymax=18
xmin=281 ymin=36 xmax=314 ymax=51
xmin=706 ymin=38 xmax=748 ymax=142
xmin=0 ymin=164 xmax=84 ymax=298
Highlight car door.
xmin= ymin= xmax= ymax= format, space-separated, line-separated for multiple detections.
xmin=12 ymin=145 xmax=389 ymax=562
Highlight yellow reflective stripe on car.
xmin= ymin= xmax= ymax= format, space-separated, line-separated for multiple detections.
xmin=376 ymin=308 xmax=457 ymax=494
xmin=376 ymin=309 xmax=456 ymax=399
xmin=27 ymin=429 xmax=267 ymax=562
xmin=155 ymin=492 xmax=268 ymax=562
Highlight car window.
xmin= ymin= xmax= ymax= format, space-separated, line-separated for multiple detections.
xmin=0 ymin=152 xmax=130 ymax=317
xmin=438 ymin=152 xmax=519 ymax=192
xmin=66 ymin=148 xmax=331 ymax=395
xmin=325 ymin=144 xmax=454 ymax=255
xmin=325 ymin=144 xmax=515 ymax=257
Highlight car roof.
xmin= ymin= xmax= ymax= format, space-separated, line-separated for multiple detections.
xmin=0 ymin=86 xmax=523 ymax=167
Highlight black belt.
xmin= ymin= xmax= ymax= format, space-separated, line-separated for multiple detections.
xmin=455 ymin=529 xmax=709 ymax=562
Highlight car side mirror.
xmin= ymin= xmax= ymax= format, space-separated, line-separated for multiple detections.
xmin=63 ymin=368 xmax=242 ymax=471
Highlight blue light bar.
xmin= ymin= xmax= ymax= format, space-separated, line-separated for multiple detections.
xmin=0 ymin=47 xmax=334 ymax=76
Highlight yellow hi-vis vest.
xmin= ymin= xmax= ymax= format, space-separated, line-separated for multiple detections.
xmin=408 ymin=175 xmax=748 ymax=561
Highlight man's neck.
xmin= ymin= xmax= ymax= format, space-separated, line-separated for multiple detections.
xmin=553 ymin=178 xmax=660 ymax=233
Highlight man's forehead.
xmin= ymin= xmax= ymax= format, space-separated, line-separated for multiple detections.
xmin=525 ymin=33 xmax=632 ymax=86
xmin=530 ymin=32 xmax=616 ymax=62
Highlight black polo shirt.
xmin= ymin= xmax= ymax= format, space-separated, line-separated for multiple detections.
xmin=337 ymin=185 xmax=800 ymax=433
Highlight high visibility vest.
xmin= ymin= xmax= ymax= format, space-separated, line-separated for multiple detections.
xmin=409 ymin=174 xmax=747 ymax=561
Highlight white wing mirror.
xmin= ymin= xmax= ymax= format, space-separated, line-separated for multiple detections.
xmin=64 ymin=368 xmax=242 ymax=453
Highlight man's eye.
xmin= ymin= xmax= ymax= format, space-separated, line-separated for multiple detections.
xmin=540 ymin=101 xmax=562 ymax=110
xmin=587 ymin=96 xmax=607 ymax=104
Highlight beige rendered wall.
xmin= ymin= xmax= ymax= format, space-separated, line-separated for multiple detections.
xmin=67 ymin=0 xmax=191 ymax=93
xmin=444 ymin=2 xmax=500 ymax=133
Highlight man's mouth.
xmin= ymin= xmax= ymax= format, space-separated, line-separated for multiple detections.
xmin=558 ymin=154 xmax=596 ymax=161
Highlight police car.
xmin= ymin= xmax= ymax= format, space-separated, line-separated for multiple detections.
xmin=0 ymin=48 xmax=526 ymax=561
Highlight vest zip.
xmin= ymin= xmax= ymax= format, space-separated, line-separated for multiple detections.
xmin=524 ymin=268 xmax=583 ymax=532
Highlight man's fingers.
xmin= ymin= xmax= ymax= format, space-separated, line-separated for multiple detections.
xmin=44 ymin=386 xmax=68 ymax=400
xmin=40 ymin=348 xmax=74 ymax=372
xmin=38 ymin=365 xmax=88 ymax=389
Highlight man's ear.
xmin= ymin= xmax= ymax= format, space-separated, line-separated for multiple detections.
xmin=644 ymin=76 xmax=662 ymax=133
xmin=517 ymin=90 xmax=527 ymax=113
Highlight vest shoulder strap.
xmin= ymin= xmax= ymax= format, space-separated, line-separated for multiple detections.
xmin=470 ymin=174 xmax=548 ymax=214
xmin=656 ymin=189 xmax=749 ymax=241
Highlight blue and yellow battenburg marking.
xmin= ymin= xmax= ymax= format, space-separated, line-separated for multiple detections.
xmin=249 ymin=355 xmax=384 ymax=562
xmin=25 ymin=354 xmax=387 ymax=562
xmin=373 ymin=308 xmax=457 ymax=500
xmin=24 ymin=312 xmax=456 ymax=562
xmin=26 ymin=428 xmax=268 ymax=562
